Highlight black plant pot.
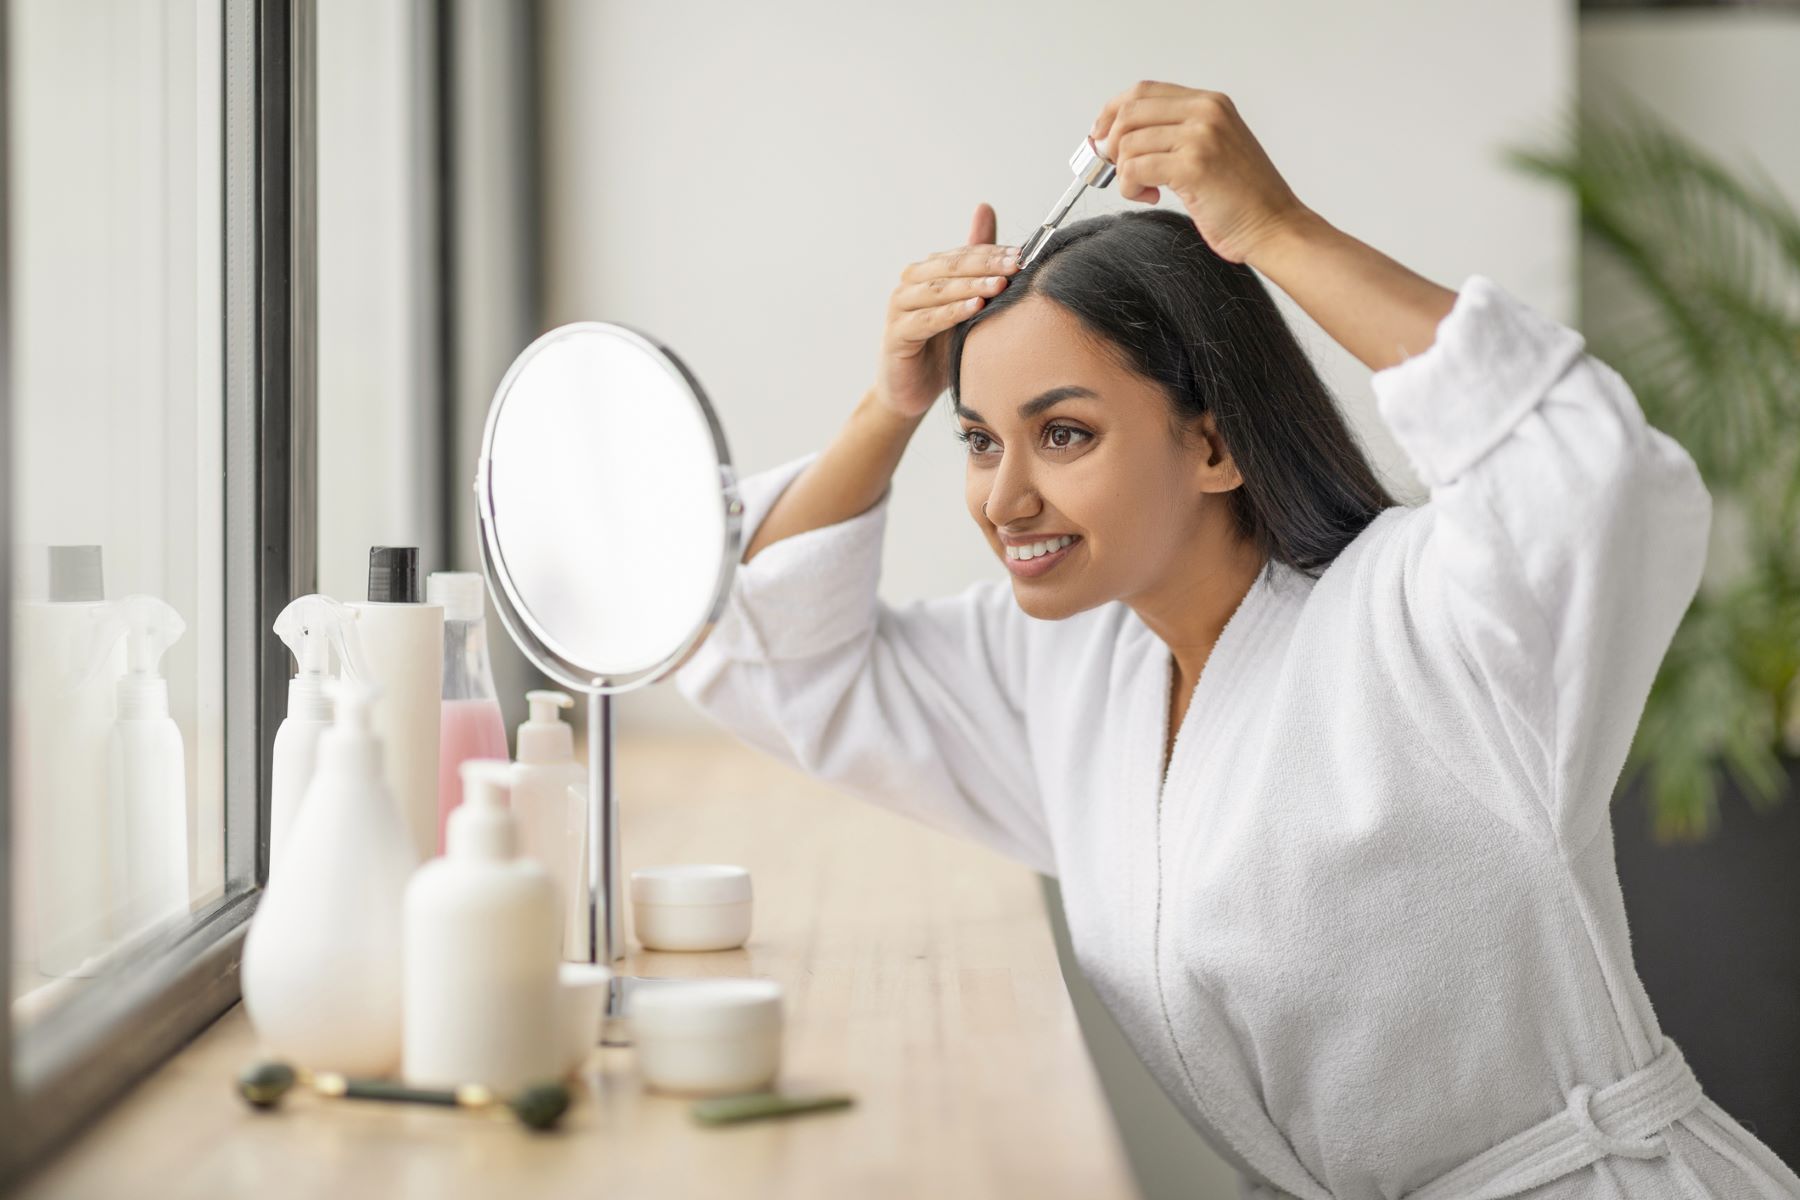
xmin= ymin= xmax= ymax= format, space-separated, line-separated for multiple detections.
xmin=1612 ymin=761 xmax=1800 ymax=1167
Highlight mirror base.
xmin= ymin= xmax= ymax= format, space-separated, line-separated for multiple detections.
xmin=596 ymin=974 xmax=694 ymax=1047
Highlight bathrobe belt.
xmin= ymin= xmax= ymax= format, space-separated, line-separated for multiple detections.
xmin=1401 ymin=1035 xmax=1704 ymax=1200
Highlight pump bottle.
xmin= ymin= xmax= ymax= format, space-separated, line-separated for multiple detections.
xmin=403 ymin=758 xmax=562 ymax=1091
xmin=511 ymin=690 xmax=589 ymax=959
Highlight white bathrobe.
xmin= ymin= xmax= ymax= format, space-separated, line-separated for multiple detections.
xmin=672 ymin=276 xmax=1800 ymax=1200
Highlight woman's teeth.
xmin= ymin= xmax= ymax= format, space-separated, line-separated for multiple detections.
xmin=1005 ymin=535 xmax=1077 ymax=561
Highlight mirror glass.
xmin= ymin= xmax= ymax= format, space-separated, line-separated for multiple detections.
xmin=477 ymin=323 xmax=738 ymax=691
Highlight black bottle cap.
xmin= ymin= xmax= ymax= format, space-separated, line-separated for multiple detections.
xmin=367 ymin=546 xmax=421 ymax=604
xmin=49 ymin=545 xmax=104 ymax=603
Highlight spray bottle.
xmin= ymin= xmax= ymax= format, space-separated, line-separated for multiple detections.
xmin=103 ymin=595 xmax=189 ymax=943
xmin=242 ymin=679 xmax=419 ymax=1076
xmin=270 ymin=595 xmax=369 ymax=874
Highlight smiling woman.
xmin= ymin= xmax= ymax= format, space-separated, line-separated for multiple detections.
xmin=673 ymin=82 xmax=1800 ymax=1200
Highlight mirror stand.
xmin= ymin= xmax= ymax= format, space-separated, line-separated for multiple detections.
xmin=582 ymin=690 xmax=686 ymax=1046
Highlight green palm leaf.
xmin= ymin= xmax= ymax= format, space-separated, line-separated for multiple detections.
xmin=1508 ymin=96 xmax=1800 ymax=843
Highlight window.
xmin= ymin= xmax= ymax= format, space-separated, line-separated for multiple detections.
xmin=0 ymin=0 xmax=304 ymax=1179
xmin=0 ymin=0 xmax=523 ymax=1177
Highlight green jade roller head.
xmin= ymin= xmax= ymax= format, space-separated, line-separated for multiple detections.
xmin=1017 ymin=134 xmax=1118 ymax=269
xmin=237 ymin=1060 xmax=571 ymax=1132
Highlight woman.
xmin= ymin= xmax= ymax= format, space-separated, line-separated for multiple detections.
xmin=673 ymin=81 xmax=1800 ymax=1199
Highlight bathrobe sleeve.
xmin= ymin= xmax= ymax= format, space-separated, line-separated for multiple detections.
xmin=670 ymin=450 xmax=1057 ymax=877
xmin=1371 ymin=275 xmax=1711 ymax=857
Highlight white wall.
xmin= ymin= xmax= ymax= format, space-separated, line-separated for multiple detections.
xmin=542 ymin=0 xmax=1574 ymax=736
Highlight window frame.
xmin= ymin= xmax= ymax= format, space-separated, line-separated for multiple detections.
xmin=0 ymin=0 xmax=314 ymax=1183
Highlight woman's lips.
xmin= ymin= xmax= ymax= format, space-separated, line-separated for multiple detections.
xmin=1004 ymin=536 xmax=1080 ymax=579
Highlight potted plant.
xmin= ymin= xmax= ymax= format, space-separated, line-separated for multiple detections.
xmin=1509 ymin=100 xmax=1800 ymax=1164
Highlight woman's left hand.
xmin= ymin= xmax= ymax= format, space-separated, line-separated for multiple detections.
xmin=1090 ymin=81 xmax=1311 ymax=266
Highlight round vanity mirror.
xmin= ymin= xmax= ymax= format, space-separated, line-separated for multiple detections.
xmin=477 ymin=322 xmax=741 ymax=690
xmin=476 ymin=322 xmax=742 ymax=1007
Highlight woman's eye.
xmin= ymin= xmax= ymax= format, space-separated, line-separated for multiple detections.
xmin=957 ymin=422 xmax=1080 ymax=460
xmin=955 ymin=424 xmax=1089 ymax=456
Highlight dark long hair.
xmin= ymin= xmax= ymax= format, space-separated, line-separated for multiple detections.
xmin=946 ymin=208 xmax=1395 ymax=577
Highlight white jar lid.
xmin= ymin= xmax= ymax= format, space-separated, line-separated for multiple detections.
xmin=630 ymin=863 xmax=752 ymax=906
xmin=627 ymin=978 xmax=782 ymax=1035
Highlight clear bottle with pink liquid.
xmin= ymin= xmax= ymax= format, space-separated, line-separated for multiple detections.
xmin=427 ymin=572 xmax=509 ymax=855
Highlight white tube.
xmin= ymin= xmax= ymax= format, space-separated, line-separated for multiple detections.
xmin=18 ymin=600 xmax=123 ymax=976
xmin=346 ymin=601 xmax=444 ymax=860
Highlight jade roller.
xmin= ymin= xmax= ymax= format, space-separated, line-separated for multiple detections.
xmin=237 ymin=1060 xmax=571 ymax=1132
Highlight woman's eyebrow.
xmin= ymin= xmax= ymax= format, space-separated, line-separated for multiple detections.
xmin=955 ymin=385 xmax=1100 ymax=424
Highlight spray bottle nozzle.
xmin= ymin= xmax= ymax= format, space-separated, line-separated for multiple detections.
xmin=274 ymin=594 xmax=370 ymax=683
xmin=115 ymin=595 xmax=186 ymax=678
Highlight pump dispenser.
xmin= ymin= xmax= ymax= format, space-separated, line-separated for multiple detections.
xmin=270 ymin=595 xmax=369 ymax=871
xmin=103 ymin=595 xmax=190 ymax=942
xmin=242 ymin=679 xmax=419 ymax=1076
xmin=404 ymin=758 xmax=562 ymax=1091
xmin=512 ymin=690 xmax=589 ymax=959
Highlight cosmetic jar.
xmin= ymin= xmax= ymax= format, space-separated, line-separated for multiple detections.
xmin=558 ymin=962 xmax=613 ymax=1074
xmin=629 ymin=864 xmax=752 ymax=952
xmin=627 ymin=978 xmax=783 ymax=1095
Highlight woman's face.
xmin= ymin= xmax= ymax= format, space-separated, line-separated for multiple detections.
xmin=956 ymin=294 xmax=1242 ymax=621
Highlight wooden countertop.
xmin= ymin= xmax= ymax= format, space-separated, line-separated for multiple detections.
xmin=19 ymin=732 xmax=1136 ymax=1199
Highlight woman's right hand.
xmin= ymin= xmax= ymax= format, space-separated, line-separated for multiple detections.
xmin=874 ymin=203 xmax=1021 ymax=419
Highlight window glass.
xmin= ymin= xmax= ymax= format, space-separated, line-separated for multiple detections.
xmin=7 ymin=0 xmax=228 ymax=1026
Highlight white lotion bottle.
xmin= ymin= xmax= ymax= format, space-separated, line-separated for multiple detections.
xmin=403 ymin=758 xmax=562 ymax=1092
xmin=510 ymin=690 xmax=588 ymax=959
xmin=20 ymin=546 xmax=124 ymax=977
xmin=103 ymin=595 xmax=190 ymax=943
xmin=242 ymin=680 xmax=419 ymax=1076
xmin=269 ymin=594 xmax=368 ymax=875
xmin=346 ymin=546 xmax=444 ymax=862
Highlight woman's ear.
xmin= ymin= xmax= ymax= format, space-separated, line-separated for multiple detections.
xmin=1191 ymin=411 xmax=1243 ymax=494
